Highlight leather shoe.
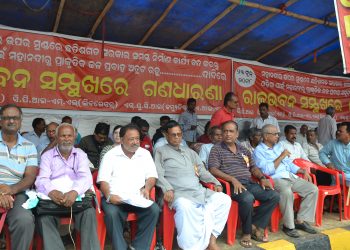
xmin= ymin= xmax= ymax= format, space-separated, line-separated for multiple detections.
xmin=295 ymin=221 xmax=317 ymax=234
xmin=282 ymin=226 xmax=300 ymax=238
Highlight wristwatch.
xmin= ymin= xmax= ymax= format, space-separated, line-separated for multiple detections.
xmin=106 ymin=194 xmax=111 ymax=203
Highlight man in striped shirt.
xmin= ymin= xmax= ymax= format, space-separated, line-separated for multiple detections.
xmin=0 ymin=104 xmax=38 ymax=250
xmin=208 ymin=121 xmax=279 ymax=248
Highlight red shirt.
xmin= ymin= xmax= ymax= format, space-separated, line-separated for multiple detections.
xmin=210 ymin=107 xmax=234 ymax=127
xmin=140 ymin=136 xmax=153 ymax=155
xmin=197 ymin=134 xmax=211 ymax=144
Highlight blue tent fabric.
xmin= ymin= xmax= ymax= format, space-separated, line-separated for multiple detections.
xmin=0 ymin=0 xmax=347 ymax=77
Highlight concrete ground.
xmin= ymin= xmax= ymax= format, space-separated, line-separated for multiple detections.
xmin=63 ymin=210 xmax=350 ymax=249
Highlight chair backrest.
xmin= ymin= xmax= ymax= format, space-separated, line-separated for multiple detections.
xmin=0 ymin=208 xmax=7 ymax=233
xmin=293 ymin=158 xmax=340 ymax=187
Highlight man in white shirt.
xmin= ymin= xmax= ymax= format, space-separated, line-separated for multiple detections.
xmin=296 ymin=124 xmax=308 ymax=145
xmin=97 ymin=123 xmax=159 ymax=250
xmin=199 ymin=126 xmax=222 ymax=168
xmin=250 ymin=103 xmax=280 ymax=133
xmin=23 ymin=117 xmax=49 ymax=147
xmin=280 ymin=125 xmax=309 ymax=161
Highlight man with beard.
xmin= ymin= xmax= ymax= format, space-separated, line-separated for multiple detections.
xmin=79 ymin=122 xmax=113 ymax=168
xmin=0 ymin=104 xmax=38 ymax=250
xmin=97 ymin=123 xmax=159 ymax=250
xmin=35 ymin=123 xmax=100 ymax=250
xmin=280 ymin=125 xmax=309 ymax=161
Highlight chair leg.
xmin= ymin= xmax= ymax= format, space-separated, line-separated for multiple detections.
xmin=338 ymin=193 xmax=342 ymax=221
xmin=226 ymin=201 xmax=238 ymax=245
xmin=270 ymin=206 xmax=281 ymax=233
xmin=162 ymin=205 xmax=175 ymax=250
xmin=315 ymin=194 xmax=325 ymax=227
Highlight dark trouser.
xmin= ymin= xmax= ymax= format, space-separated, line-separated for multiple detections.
xmin=6 ymin=192 xmax=35 ymax=250
xmin=102 ymin=199 xmax=159 ymax=250
xmin=36 ymin=207 xmax=100 ymax=250
xmin=231 ymin=180 xmax=280 ymax=234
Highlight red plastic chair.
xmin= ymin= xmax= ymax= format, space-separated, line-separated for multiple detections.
xmin=161 ymin=181 xmax=216 ymax=249
xmin=293 ymin=159 xmax=342 ymax=226
xmin=94 ymin=187 xmax=157 ymax=250
xmin=216 ymin=177 xmax=269 ymax=245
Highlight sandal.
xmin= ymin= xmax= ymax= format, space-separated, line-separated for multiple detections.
xmin=240 ymin=237 xmax=253 ymax=248
xmin=251 ymin=231 xmax=268 ymax=242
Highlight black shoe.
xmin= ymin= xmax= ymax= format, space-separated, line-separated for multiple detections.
xmin=295 ymin=222 xmax=317 ymax=234
xmin=282 ymin=226 xmax=300 ymax=238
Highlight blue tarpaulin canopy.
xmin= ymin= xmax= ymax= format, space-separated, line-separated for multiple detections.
xmin=0 ymin=0 xmax=346 ymax=77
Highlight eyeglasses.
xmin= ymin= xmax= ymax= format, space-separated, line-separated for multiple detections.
xmin=267 ymin=132 xmax=279 ymax=136
xmin=168 ymin=132 xmax=182 ymax=138
xmin=1 ymin=116 xmax=21 ymax=121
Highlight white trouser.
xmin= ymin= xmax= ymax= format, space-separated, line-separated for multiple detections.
xmin=172 ymin=192 xmax=231 ymax=250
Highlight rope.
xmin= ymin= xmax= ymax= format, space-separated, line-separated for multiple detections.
xmin=69 ymin=207 xmax=76 ymax=250
xmin=22 ymin=0 xmax=51 ymax=12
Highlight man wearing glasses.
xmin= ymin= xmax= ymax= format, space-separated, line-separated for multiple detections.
xmin=0 ymin=104 xmax=38 ymax=250
xmin=155 ymin=120 xmax=231 ymax=250
xmin=253 ymin=124 xmax=318 ymax=238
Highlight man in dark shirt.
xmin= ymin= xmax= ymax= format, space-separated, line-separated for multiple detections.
xmin=79 ymin=122 xmax=113 ymax=168
xmin=208 ymin=121 xmax=279 ymax=248
xmin=152 ymin=116 xmax=170 ymax=145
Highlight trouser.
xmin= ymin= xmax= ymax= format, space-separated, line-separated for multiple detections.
xmin=172 ymin=192 xmax=231 ymax=250
xmin=6 ymin=192 xmax=35 ymax=250
xmin=230 ymin=180 xmax=280 ymax=234
xmin=274 ymin=174 xmax=318 ymax=229
xmin=36 ymin=207 xmax=100 ymax=250
xmin=102 ymin=199 xmax=159 ymax=250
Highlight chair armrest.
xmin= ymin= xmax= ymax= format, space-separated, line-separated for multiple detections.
xmin=200 ymin=181 xmax=215 ymax=190
xmin=215 ymin=177 xmax=232 ymax=196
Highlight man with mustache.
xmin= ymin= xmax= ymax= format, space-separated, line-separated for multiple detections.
xmin=0 ymin=104 xmax=38 ymax=250
xmin=98 ymin=123 xmax=159 ymax=250
xmin=280 ymin=125 xmax=309 ymax=161
xmin=35 ymin=123 xmax=100 ymax=250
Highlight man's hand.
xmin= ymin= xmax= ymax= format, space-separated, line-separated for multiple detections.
xmin=48 ymin=190 xmax=65 ymax=205
xmin=326 ymin=163 xmax=335 ymax=169
xmin=280 ymin=149 xmax=291 ymax=159
xmin=231 ymin=179 xmax=246 ymax=194
xmin=109 ymin=194 xmax=123 ymax=205
xmin=61 ymin=190 xmax=78 ymax=207
xmin=0 ymin=184 xmax=14 ymax=195
xmin=260 ymin=179 xmax=274 ymax=190
xmin=303 ymin=172 xmax=313 ymax=182
xmin=214 ymin=185 xmax=223 ymax=192
xmin=0 ymin=194 xmax=14 ymax=209
xmin=140 ymin=188 xmax=150 ymax=199
xmin=164 ymin=190 xmax=174 ymax=203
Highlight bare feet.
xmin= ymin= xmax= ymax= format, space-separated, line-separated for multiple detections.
xmin=240 ymin=234 xmax=253 ymax=248
xmin=207 ymin=234 xmax=220 ymax=250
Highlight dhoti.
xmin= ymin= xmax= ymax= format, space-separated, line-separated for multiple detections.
xmin=172 ymin=192 xmax=231 ymax=250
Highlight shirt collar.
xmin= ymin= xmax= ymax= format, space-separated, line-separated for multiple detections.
xmin=114 ymin=144 xmax=144 ymax=158
xmin=0 ymin=132 xmax=24 ymax=146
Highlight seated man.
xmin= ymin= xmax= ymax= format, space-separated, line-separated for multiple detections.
xmin=152 ymin=115 xmax=170 ymax=145
xmin=79 ymin=122 xmax=113 ymax=168
xmin=254 ymin=124 xmax=318 ymax=238
xmin=0 ymin=104 xmax=38 ymax=250
xmin=240 ymin=127 xmax=262 ymax=154
xmin=35 ymin=123 xmax=100 ymax=250
xmin=319 ymin=122 xmax=350 ymax=185
xmin=208 ymin=121 xmax=279 ymax=248
xmin=280 ymin=125 xmax=309 ymax=161
xmin=302 ymin=130 xmax=331 ymax=186
xmin=296 ymin=124 xmax=308 ymax=145
xmin=155 ymin=120 xmax=231 ymax=250
xmin=199 ymin=125 xmax=222 ymax=168
xmin=98 ymin=124 xmax=159 ymax=250
xmin=23 ymin=117 xmax=49 ymax=147
xmin=136 ymin=119 xmax=153 ymax=155
xmin=36 ymin=122 xmax=58 ymax=156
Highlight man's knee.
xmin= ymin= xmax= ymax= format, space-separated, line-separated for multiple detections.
xmin=10 ymin=211 xmax=34 ymax=232
xmin=147 ymin=202 xmax=160 ymax=218
xmin=269 ymin=191 xmax=280 ymax=204
xmin=239 ymin=191 xmax=255 ymax=206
